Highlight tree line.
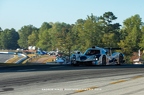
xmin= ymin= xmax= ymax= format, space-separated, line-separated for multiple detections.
xmin=0 ymin=12 xmax=144 ymax=62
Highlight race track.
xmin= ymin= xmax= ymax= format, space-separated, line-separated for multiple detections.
xmin=0 ymin=54 xmax=14 ymax=63
xmin=0 ymin=64 xmax=144 ymax=95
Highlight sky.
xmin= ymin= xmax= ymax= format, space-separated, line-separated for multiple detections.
xmin=0 ymin=0 xmax=144 ymax=31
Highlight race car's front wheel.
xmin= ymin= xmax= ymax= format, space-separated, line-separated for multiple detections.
xmin=72 ymin=61 xmax=79 ymax=66
xmin=71 ymin=58 xmax=79 ymax=66
xmin=102 ymin=56 xmax=106 ymax=65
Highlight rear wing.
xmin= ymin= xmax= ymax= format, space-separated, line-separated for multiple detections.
xmin=104 ymin=48 xmax=122 ymax=55
xmin=104 ymin=48 xmax=122 ymax=50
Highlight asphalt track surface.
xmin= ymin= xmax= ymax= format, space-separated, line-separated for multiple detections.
xmin=0 ymin=64 xmax=144 ymax=95
xmin=0 ymin=54 xmax=14 ymax=63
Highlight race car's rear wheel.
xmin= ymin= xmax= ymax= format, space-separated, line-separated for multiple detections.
xmin=102 ymin=56 xmax=106 ymax=65
xmin=117 ymin=53 xmax=124 ymax=65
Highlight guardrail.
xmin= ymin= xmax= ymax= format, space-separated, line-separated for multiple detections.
xmin=0 ymin=52 xmax=15 ymax=54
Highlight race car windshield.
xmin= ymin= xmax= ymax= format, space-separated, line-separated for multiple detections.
xmin=85 ymin=50 xmax=100 ymax=55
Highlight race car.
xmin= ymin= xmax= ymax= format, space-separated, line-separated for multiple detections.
xmin=71 ymin=46 xmax=125 ymax=66
xmin=55 ymin=57 xmax=65 ymax=63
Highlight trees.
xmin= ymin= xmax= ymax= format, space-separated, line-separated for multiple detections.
xmin=0 ymin=12 xmax=143 ymax=62
xmin=0 ymin=28 xmax=19 ymax=49
xmin=100 ymin=12 xmax=121 ymax=47
xmin=36 ymin=29 xmax=51 ymax=50
xmin=36 ymin=22 xmax=52 ymax=50
xmin=0 ymin=29 xmax=8 ymax=49
xmin=138 ymin=26 xmax=144 ymax=49
xmin=72 ymin=12 xmax=121 ymax=52
xmin=9 ymin=28 xmax=19 ymax=49
xmin=73 ymin=19 xmax=86 ymax=51
xmin=55 ymin=23 xmax=73 ymax=51
xmin=118 ymin=14 xmax=143 ymax=55
xmin=28 ymin=30 xmax=39 ymax=46
xmin=18 ymin=25 xmax=37 ymax=49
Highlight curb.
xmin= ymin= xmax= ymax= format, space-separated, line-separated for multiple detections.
xmin=15 ymin=54 xmax=27 ymax=64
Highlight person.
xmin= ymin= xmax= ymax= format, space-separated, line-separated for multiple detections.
xmin=91 ymin=50 xmax=96 ymax=55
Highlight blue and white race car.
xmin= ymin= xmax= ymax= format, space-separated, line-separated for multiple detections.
xmin=71 ymin=46 xmax=125 ymax=66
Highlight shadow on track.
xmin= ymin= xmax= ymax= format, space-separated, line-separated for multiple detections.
xmin=0 ymin=64 xmax=144 ymax=73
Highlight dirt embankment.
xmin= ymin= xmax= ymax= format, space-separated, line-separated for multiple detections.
xmin=28 ymin=55 xmax=56 ymax=64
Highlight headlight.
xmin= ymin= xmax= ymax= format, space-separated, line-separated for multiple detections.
xmin=73 ymin=58 xmax=76 ymax=60
xmin=93 ymin=55 xmax=99 ymax=61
